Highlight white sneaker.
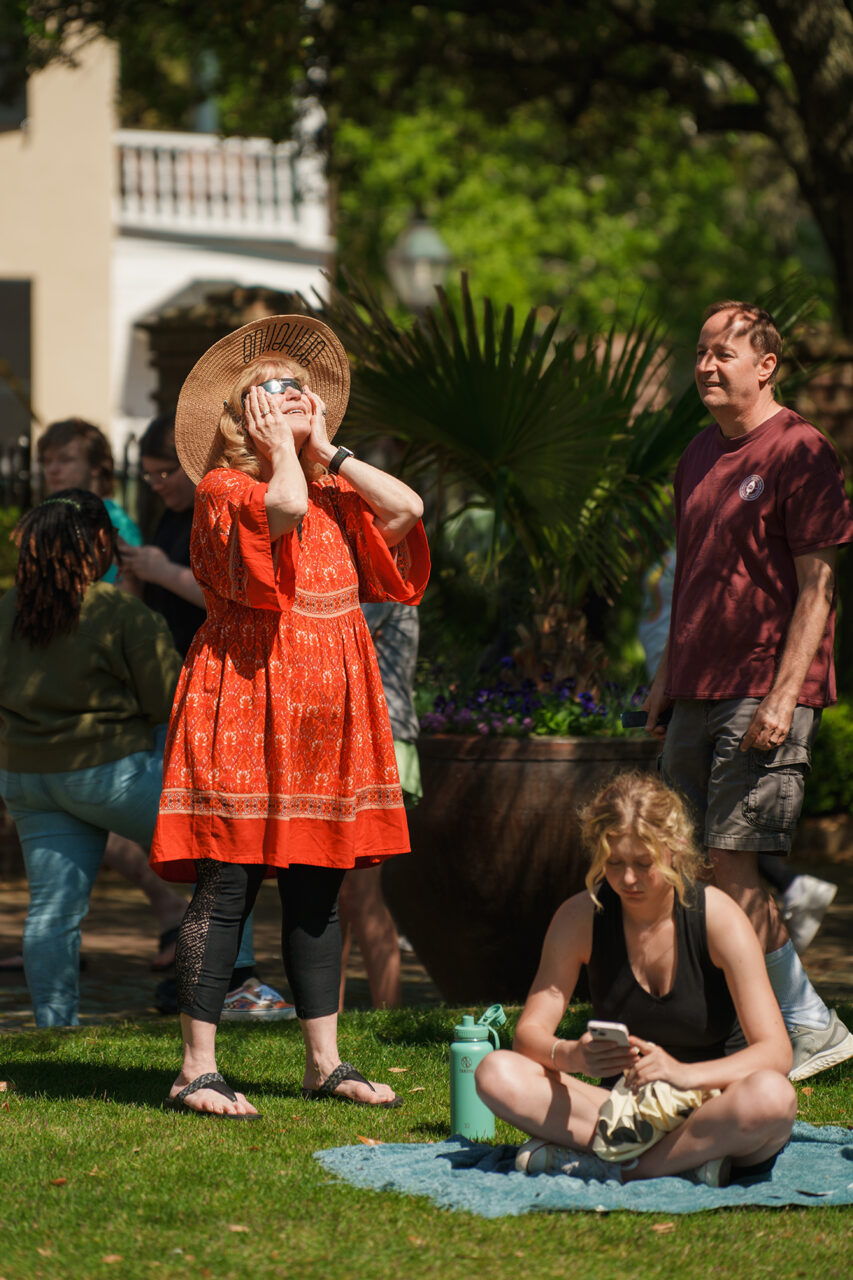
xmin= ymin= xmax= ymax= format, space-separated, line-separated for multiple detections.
xmin=782 ymin=875 xmax=837 ymax=953
xmin=788 ymin=1009 xmax=853 ymax=1081
xmin=221 ymin=978 xmax=297 ymax=1022
xmin=691 ymin=1155 xmax=732 ymax=1187
xmin=515 ymin=1138 xmax=619 ymax=1181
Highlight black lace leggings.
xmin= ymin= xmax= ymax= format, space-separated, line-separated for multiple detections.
xmin=176 ymin=860 xmax=346 ymax=1024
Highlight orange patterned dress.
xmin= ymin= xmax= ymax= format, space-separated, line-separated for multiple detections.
xmin=150 ymin=467 xmax=430 ymax=882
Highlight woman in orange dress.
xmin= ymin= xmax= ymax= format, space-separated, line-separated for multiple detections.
xmin=151 ymin=314 xmax=429 ymax=1117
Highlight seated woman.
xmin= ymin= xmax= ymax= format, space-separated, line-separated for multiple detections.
xmin=475 ymin=772 xmax=796 ymax=1185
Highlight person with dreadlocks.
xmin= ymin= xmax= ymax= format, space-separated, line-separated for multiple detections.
xmin=0 ymin=490 xmax=182 ymax=1026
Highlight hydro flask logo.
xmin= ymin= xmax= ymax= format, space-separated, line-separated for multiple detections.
xmin=461 ymin=1055 xmax=473 ymax=1071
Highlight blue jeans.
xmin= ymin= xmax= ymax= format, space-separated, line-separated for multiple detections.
xmin=0 ymin=730 xmax=166 ymax=1027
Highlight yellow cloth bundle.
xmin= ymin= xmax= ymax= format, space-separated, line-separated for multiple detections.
xmin=592 ymin=1077 xmax=720 ymax=1163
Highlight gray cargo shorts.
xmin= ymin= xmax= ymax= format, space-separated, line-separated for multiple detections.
xmin=660 ymin=698 xmax=821 ymax=854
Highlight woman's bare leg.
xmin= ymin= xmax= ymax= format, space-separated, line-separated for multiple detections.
xmin=624 ymin=1070 xmax=796 ymax=1180
xmin=478 ymin=1054 xmax=796 ymax=1180
xmin=337 ymin=867 xmax=402 ymax=1011
xmin=476 ymin=1049 xmax=611 ymax=1149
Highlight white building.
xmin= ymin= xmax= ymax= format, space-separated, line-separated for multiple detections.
xmin=0 ymin=36 xmax=333 ymax=455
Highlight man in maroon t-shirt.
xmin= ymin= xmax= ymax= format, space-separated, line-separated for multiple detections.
xmin=645 ymin=300 xmax=853 ymax=1082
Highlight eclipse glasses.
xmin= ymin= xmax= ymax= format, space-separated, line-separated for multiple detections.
xmin=241 ymin=378 xmax=303 ymax=404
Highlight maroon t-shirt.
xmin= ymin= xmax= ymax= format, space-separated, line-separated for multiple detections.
xmin=666 ymin=407 xmax=853 ymax=707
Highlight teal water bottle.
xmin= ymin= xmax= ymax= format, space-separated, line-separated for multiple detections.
xmin=450 ymin=1004 xmax=507 ymax=1140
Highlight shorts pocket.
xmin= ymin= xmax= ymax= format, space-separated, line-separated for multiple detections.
xmin=743 ymin=740 xmax=811 ymax=835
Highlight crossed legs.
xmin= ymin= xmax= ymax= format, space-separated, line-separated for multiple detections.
xmin=475 ymin=1050 xmax=796 ymax=1180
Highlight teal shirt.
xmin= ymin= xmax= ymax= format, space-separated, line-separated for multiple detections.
xmin=103 ymin=498 xmax=143 ymax=584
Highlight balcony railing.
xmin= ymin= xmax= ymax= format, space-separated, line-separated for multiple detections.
xmin=115 ymin=129 xmax=330 ymax=247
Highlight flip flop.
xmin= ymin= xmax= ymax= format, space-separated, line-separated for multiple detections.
xmin=162 ymin=1071 xmax=261 ymax=1120
xmin=151 ymin=926 xmax=180 ymax=971
xmin=300 ymin=1061 xmax=403 ymax=1108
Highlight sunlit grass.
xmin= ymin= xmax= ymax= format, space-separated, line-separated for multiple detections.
xmin=1 ymin=1003 xmax=850 ymax=1280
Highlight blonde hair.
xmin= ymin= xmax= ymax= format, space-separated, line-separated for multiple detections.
xmin=215 ymin=358 xmax=324 ymax=482
xmin=579 ymin=771 xmax=707 ymax=908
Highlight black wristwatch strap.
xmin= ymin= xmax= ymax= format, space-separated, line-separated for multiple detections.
xmin=328 ymin=445 xmax=354 ymax=475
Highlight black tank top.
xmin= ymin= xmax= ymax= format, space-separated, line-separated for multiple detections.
xmin=586 ymin=882 xmax=736 ymax=1063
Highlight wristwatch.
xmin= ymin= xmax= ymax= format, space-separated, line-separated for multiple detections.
xmin=327 ymin=445 xmax=355 ymax=475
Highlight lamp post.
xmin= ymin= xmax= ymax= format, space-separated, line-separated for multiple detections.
xmin=386 ymin=213 xmax=452 ymax=314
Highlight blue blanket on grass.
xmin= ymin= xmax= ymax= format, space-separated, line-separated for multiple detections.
xmin=314 ymin=1122 xmax=853 ymax=1216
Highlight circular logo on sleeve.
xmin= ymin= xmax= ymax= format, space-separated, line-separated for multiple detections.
xmin=739 ymin=474 xmax=765 ymax=501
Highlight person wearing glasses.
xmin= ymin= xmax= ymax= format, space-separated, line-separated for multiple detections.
xmin=149 ymin=315 xmax=429 ymax=1117
xmin=119 ymin=413 xmax=206 ymax=657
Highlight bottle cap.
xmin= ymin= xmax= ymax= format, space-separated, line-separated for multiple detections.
xmin=453 ymin=1006 xmax=507 ymax=1040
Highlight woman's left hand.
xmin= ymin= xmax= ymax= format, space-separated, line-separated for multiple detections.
xmin=300 ymin=388 xmax=331 ymax=467
xmin=623 ymin=1036 xmax=696 ymax=1093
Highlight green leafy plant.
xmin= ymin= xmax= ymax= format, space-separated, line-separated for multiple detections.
xmin=303 ymin=271 xmax=698 ymax=686
xmin=803 ymin=698 xmax=853 ymax=816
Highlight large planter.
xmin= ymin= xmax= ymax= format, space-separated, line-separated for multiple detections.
xmin=382 ymin=733 xmax=661 ymax=1004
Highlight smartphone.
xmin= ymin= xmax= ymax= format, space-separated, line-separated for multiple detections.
xmin=620 ymin=707 xmax=673 ymax=729
xmin=587 ymin=1019 xmax=631 ymax=1047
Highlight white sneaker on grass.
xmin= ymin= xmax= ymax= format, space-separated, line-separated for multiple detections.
xmin=788 ymin=1009 xmax=853 ymax=1081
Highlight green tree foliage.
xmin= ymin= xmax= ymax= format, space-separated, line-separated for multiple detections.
xmin=2 ymin=2 xmax=849 ymax=334
xmin=335 ymin=89 xmax=823 ymax=352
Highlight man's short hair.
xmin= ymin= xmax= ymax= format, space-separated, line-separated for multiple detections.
xmin=702 ymin=300 xmax=782 ymax=386
xmin=37 ymin=418 xmax=115 ymax=492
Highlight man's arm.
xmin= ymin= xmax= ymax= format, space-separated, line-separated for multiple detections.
xmin=643 ymin=639 xmax=673 ymax=737
xmin=740 ymin=547 xmax=837 ymax=752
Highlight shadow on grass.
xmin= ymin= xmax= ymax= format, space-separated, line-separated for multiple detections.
xmin=0 ymin=1056 xmax=325 ymax=1106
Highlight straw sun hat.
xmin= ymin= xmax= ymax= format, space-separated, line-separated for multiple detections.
xmin=175 ymin=314 xmax=351 ymax=484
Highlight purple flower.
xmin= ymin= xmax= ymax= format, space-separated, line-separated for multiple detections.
xmin=420 ymin=712 xmax=448 ymax=732
xmin=477 ymin=721 xmax=490 ymax=735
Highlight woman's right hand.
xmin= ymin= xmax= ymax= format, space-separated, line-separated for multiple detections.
xmin=242 ymin=385 xmax=299 ymax=463
xmin=560 ymin=1032 xmax=638 ymax=1079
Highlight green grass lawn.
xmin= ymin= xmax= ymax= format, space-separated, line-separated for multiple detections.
xmin=1 ymin=1003 xmax=851 ymax=1280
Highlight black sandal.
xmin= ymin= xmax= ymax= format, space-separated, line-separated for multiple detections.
xmin=300 ymin=1061 xmax=402 ymax=1108
xmin=162 ymin=1071 xmax=261 ymax=1119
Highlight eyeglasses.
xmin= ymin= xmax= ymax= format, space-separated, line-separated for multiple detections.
xmin=241 ymin=378 xmax=303 ymax=404
xmin=142 ymin=465 xmax=182 ymax=485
